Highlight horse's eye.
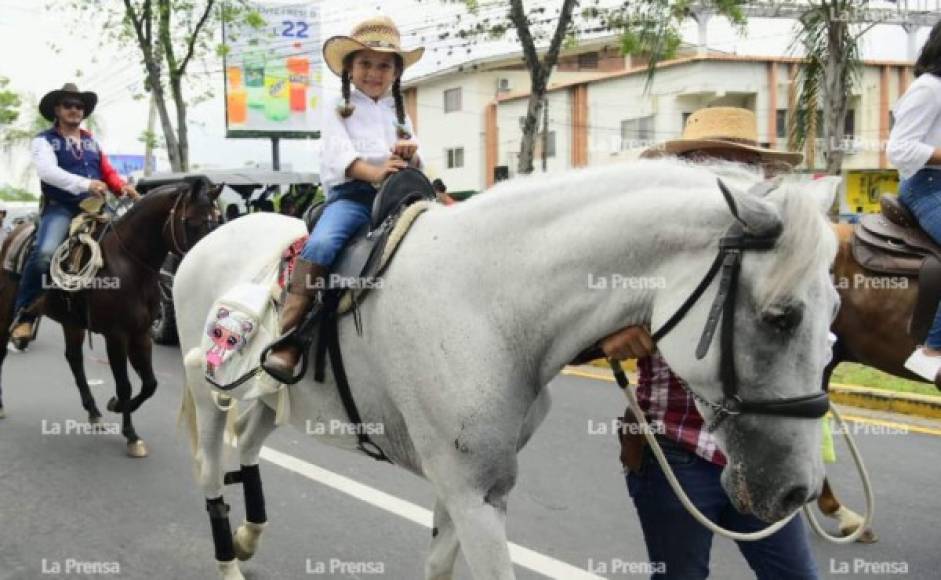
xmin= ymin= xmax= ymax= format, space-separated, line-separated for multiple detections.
xmin=763 ymin=304 xmax=803 ymax=333
xmin=212 ymin=328 xmax=222 ymax=338
xmin=227 ymin=336 xmax=238 ymax=346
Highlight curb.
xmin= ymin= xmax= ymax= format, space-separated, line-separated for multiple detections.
xmin=567 ymin=365 xmax=941 ymax=421
xmin=829 ymin=383 xmax=941 ymax=421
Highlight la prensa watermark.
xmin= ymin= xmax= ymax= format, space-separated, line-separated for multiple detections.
xmin=41 ymin=419 xmax=120 ymax=436
xmin=588 ymin=418 xmax=665 ymax=436
xmin=305 ymin=558 xmax=385 ymax=575
xmin=831 ymin=420 xmax=909 ymax=437
xmin=41 ymin=558 xmax=120 ymax=575
xmin=588 ymin=558 xmax=666 ymax=576
xmin=305 ymin=419 xmax=385 ymax=437
xmin=829 ymin=558 xmax=909 ymax=575
xmin=588 ymin=273 xmax=666 ymax=291
xmin=304 ymin=273 xmax=384 ymax=291
xmin=42 ymin=274 xmax=121 ymax=291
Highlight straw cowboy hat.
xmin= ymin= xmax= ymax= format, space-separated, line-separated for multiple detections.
xmin=641 ymin=107 xmax=803 ymax=166
xmin=323 ymin=16 xmax=424 ymax=78
xmin=39 ymin=83 xmax=97 ymax=122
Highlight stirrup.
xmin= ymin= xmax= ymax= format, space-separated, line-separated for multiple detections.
xmin=259 ymin=305 xmax=323 ymax=385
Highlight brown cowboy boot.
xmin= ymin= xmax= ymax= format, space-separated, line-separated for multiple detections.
xmin=10 ymin=319 xmax=34 ymax=343
xmin=262 ymin=259 xmax=327 ymax=379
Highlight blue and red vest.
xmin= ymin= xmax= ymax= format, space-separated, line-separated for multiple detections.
xmin=38 ymin=127 xmax=100 ymax=210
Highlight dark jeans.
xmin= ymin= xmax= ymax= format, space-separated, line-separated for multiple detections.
xmin=301 ymin=181 xmax=377 ymax=268
xmin=899 ymin=168 xmax=941 ymax=348
xmin=626 ymin=438 xmax=819 ymax=580
xmin=13 ymin=201 xmax=77 ymax=317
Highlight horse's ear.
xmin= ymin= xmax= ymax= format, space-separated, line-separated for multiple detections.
xmin=718 ymin=179 xmax=782 ymax=237
xmin=208 ymin=183 xmax=224 ymax=201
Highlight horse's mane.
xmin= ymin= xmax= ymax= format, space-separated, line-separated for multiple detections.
xmin=113 ymin=181 xmax=190 ymax=225
xmin=755 ymin=177 xmax=837 ymax=309
xmin=474 ymin=158 xmax=837 ymax=310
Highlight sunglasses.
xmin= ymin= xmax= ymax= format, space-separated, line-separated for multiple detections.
xmin=60 ymin=100 xmax=85 ymax=111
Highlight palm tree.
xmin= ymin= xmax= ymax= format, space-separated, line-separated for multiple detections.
xmin=789 ymin=1 xmax=877 ymax=175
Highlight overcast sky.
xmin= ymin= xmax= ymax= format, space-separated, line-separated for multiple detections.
xmin=0 ymin=0 xmax=933 ymax=187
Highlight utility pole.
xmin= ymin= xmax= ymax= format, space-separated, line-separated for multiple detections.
xmin=144 ymin=91 xmax=156 ymax=176
xmin=541 ymin=96 xmax=548 ymax=172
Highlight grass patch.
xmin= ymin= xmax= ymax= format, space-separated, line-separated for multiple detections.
xmin=831 ymin=362 xmax=941 ymax=397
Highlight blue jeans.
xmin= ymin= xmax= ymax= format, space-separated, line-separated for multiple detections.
xmin=14 ymin=201 xmax=78 ymax=317
xmin=301 ymin=181 xmax=376 ymax=267
xmin=626 ymin=438 xmax=819 ymax=580
xmin=899 ymin=168 xmax=941 ymax=348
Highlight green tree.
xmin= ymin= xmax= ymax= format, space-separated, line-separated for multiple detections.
xmin=789 ymin=1 xmax=876 ymax=174
xmin=1 ymin=92 xmax=103 ymax=188
xmin=56 ymin=0 xmax=259 ymax=172
xmin=0 ymin=77 xmax=21 ymax=128
xmin=439 ymin=0 xmax=747 ymax=176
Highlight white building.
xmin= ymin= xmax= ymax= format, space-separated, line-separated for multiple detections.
xmin=405 ymin=41 xmax=914 ymax=198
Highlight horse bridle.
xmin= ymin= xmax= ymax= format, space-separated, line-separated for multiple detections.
xmin=110 ymin=185 xmax=217 ymax=273
xmin=163 ymin=186 xmax=217 ymax=257
xmin=611 ymin=179 xmax=830 ymax=431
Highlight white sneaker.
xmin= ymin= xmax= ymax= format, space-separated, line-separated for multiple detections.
xmin=903 ymin=347 xmax=941 ymax=381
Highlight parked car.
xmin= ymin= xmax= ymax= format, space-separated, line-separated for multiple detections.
xmin=135 ymin=170 xmax=320 ymax=344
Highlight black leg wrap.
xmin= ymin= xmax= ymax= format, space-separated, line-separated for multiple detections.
xmin=206 ymin=497 xmax=236 ymax=562
xmin=240 ymin=464 xmax=267 ymax=524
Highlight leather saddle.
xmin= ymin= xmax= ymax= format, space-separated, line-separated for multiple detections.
xmin=852 ymin=194 xmax=941 ymax=342
xmin=2 ymin=217 xmax=39 ymax=276
xmin=302 ymin=168 xmax=436 ymax=303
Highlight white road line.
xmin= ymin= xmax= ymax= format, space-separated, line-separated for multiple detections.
xmin=259 ymin=446 xmax=606 ymax=580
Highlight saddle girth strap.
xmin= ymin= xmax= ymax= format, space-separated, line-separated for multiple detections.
xmin=317 ymin=300 xmax=392 ymax=464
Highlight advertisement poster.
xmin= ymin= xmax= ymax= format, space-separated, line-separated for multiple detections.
xmin=843 ymin=170 xmax=900 ymax=217
xmin=223 ymin=1 xmax=322 ymax=138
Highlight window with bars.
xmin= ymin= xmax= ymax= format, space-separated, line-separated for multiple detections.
xmin=446 ymin=147 xmax=465 ymax=169
xmin=443 ymin=88 xmax=462 ymax=113
xmin=621 ymin=116 xmax=655 ymax=150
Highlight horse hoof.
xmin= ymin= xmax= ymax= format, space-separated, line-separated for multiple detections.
xmin=218 ymin=559 xmax=246 ymax=580
xmin=126 ymin=439 xmax=149 ymax=458
xmin=106 ymin=397 xmax=122 ymax=413
xmin=233 ymin=521 xmax=267 ymax=561
xmin=9 ymin=339 xmax=27 ymax=352
xmin=88 ymin=413 xmax=102 ymax=425
xmin=844 ymin=526 xmax=879 ymax=544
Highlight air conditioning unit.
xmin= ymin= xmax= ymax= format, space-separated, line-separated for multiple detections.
xmin=497 ymin=78 xmax=511 ymax=93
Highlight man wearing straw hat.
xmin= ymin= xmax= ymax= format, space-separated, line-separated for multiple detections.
xmin=9 ymin=83 xmax=139 ymax=346
xmin=600 ymin=107 xmax=819 ymax=579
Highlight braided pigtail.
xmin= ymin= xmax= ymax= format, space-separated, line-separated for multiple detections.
xmin=337 ymin=68 xmax=355 ymax=118
xmin=392 ymin=56 xmax=410 ymax=139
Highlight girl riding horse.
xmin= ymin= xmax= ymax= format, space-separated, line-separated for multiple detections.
xmin=263 ymin=15 xmax=425 ymax=381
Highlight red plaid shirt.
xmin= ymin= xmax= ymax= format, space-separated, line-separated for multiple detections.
xmin=636 ymin=353 xmax=727 ymax=465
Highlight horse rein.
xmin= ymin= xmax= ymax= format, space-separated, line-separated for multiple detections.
xmin=610 ymin=179 xmax=830 ymax=431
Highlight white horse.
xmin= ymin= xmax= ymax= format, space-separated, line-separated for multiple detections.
xmin=176 ymin=159 xmax=839 ymax=580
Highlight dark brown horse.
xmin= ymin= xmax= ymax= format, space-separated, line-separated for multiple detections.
xmin=0 ymin=181 xmax=219 ymax=456
xmin=815 ymin=222 xmax=936 ymax=543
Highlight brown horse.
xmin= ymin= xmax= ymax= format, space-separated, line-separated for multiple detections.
xmin=815 ymin=222 xmax=936 ymax=543
xmin=0 ymin=181 xmax=219 ymax=456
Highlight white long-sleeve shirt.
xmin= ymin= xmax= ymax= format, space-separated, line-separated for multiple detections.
xmin=887 ymin=73 xmax=941 ymax=180
xmin=319 ymin=88 xmax=421 ymax=192
xmin=30 ymin=136 xmax=94 ymax=194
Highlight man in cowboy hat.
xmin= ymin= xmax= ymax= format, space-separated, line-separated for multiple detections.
xmin=593 ymin=107 xmax=820 ymax=579
xmin=9 ymin=83 xmax=139 ymax=345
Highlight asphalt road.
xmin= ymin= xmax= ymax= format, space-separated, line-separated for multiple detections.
xmin=0 ymin=328 xmax=939 ymax=579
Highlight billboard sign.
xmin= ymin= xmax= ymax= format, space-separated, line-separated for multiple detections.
xmin=223 ymin=1 xmax=323 ymax=138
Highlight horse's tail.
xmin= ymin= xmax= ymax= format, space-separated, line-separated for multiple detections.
xmin=178 ymin=347 xmax=202 ymax=455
